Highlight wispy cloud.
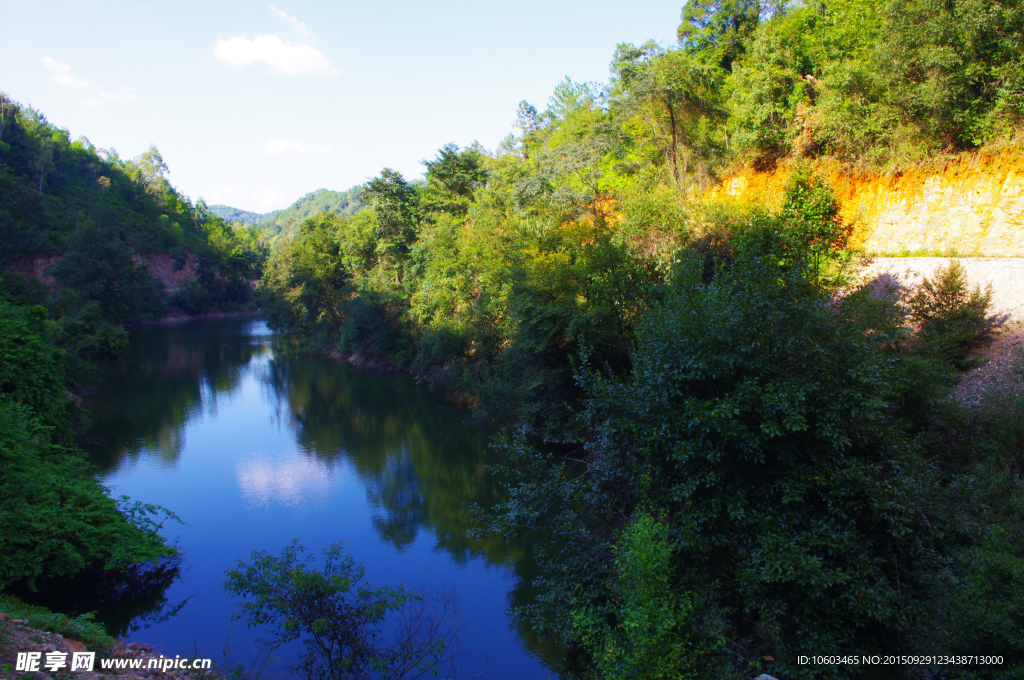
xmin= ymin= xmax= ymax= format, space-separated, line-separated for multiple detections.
xmin=42 ymin=57 xmax=140 ymax=106
xmin=269 ymin=4 xmax=311 ymax=36
xmin=263 ymin=139 xmax=332 ymax=155
xmin=41 ymin=56 xmax=90 ymax=88
xmin=82 ymin=86 xmax=141 ymax=106
xmin=213 ymin=35 xmax=332 ymax=76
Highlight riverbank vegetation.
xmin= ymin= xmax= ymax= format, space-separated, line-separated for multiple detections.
xmin=0 ymin=95 xmax=265 ymax=605
xmin=0 ymin=301 xmax=179 ymax=604
xmin=255 ymin=0 xmax=1024 ymax=676
xmin=0 ymin=94 xmax=266 ymax=361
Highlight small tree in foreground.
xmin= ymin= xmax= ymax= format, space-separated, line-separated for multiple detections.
xmin=908 ymin=260 xmax=1005 ymax=370
xmin=224 ymin=541 xmax=464 ymax=680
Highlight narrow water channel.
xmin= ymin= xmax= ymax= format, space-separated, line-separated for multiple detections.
xmin=81 ymin=317 xmax=554 ymax=679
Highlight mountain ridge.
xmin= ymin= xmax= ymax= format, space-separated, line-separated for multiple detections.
xmin=209 ymin=185 xmax=365 ymax=235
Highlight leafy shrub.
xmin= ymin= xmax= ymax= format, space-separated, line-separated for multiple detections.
xmin=908 ymin=261 xmax=1004 ymax=369
xmin=486 ymin=246 xmax=964 ymax=678
xmin=573 ymin=512 xmax=722 ymax=680
xmin=0 ymin=302 xmax=176 ymax=591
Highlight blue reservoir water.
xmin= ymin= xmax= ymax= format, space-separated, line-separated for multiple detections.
xmin=82 ymin=317 xmax=555 ymax=679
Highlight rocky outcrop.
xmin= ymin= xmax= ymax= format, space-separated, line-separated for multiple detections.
xmin=706 ymin=148 xmax=1024 ymax=256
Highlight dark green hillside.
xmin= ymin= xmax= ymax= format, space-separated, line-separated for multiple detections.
xmin=0 ymin=95 xmax=267 ymax=387
xmin=0 ymin=94 xmax=265 ymax=603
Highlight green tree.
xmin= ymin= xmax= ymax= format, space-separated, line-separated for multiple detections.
xmin=486 ymin=242 xmax=955 ymax=677
xmin=0 ymin=92 xmax=16 ymax=176
xmin=877 ymin=0 xmax=1024 ymax=147
xmin=261 ymin=213 xmax=351 ymax=339
xmin=423 ymin=143 xmax=487 ymax=211
xmin=612 ymin=43 xmax=725 ymax=187
xmin=128 ymin=144 xmax=171 ymax=196
xmin=908 ymin=260 xmax=1003 ymax=369
xmin=775 ymin=165 xmax=852 ymax=285
xmin=0 ymin=302 xmax=176 ymax=590
xmin=574 ymin=512 xmax=722 ymax=679
xmin=678 ymin=0 xmax=761 ymax=70
xmin=363 ymin=169 xmax=419 ymax=281
xmin=50 ymin=222 xmax=167 ymax=322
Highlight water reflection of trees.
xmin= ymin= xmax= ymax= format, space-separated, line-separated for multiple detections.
xmin=84 ymin=319 xmax=268 ymax=472
xmin=259 ymin=352 xmax=524 ymax=568
xmin=259 ymin=350 xmax=561 ymax=666
xmin=19 ymin=558 xmax=186 ymax=640
xmin=365 ymin=446 xmax=426 ymax=550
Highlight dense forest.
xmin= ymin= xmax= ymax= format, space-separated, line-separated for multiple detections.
xmin=2 ymin=0 xmax=1023 ymax=677
xmin=255 ymin=0 xmax=1024 ymax=677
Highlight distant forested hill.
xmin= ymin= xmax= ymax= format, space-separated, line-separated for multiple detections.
xmin=210 ymin=186 xmax=365 ymax=236
xmin=263 ymin=187 xmax=364 ymax=235
xmin=208 ymin=205 xmax=269 ymax=225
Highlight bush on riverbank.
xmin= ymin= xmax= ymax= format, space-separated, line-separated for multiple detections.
xmin=0 ymin=301 xmax=177 ymax=595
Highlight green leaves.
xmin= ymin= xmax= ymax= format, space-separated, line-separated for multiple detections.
xmin=907 ymin=260 xmax=1003 ymax=370
xmin=611 ymin=43 xmax=725 ymax=188
xmin=678 ymin=0 xmax=761 ymax=71
xmin=0 ymin=302 xmax=177 ymax=590
xmin=574 ymin=512 xmax=721 ymax=680
xmin=725 ymin=0 xmax=1024 ymax=164
xmin=364 ymin=169 xmax=420 ymax=280
xmin=484 ymin=243 xmax=959 ymax=676
xmin=260 ymin=213 xmax=352 ymax=337
xmin=422 ymin=143 xmax=487 ymax=214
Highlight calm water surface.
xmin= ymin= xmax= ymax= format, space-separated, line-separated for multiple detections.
xmin=83 ymin=317 xmax=554 ymax=679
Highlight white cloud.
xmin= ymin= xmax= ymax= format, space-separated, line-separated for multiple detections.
xmin=269 ymin=4 xmax=311 ymax=36
xmin=263 ymin=139 xmax=332 ymax=155
xmin=41 ymin=56 xmax=90 ymax=88
xmin=213 ymin=35 xmax=332 ymax=76
xmin=82 ymin=86 xmax=141 ymax=106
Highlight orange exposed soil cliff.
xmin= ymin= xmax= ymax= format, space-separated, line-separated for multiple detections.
xmin=134 ymin=253 xmax=199 ymax=291
xmin=704 ymin=148 xmax=1024 ymax=257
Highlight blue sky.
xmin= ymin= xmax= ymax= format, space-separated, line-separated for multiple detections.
xmin=1 ymin=0 xmax=683 ymax=212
